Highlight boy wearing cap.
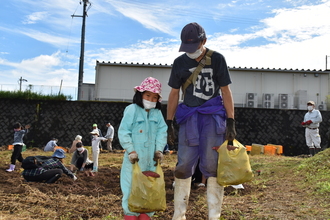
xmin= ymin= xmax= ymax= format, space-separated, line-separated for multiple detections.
xmin=22 ymin=149 xmax=77 ymax=183
xmin=301 ymin=100 xmax=322 ymax=156
xmin=167 ymin=22 xmax=236 ymax=219
xmin=90 ymin=129 xmax=108 ymax=172
xmin=91 ymin=124 xmax=103 ymax=150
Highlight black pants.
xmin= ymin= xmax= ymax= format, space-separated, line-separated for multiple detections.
xmin=76 ymin=157 xmax=93 ymax=170
xmin=11 ymin=144 xmax=24 ymax=165
xmin=192 ymin=160 xmax=202 ymax=184
xmin=23 ymin=169 xmax=63 ymax=183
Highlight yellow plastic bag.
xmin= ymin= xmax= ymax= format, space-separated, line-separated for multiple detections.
xmin=217 ymin=139 xmax=254 ymax=186
xmin=128 ymin=162 xmax=166 ymax=213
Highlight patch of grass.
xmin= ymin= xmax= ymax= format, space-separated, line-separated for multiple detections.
xmin=103 ymin=213 xmax=121 ymax=220
xmin=295 ymin=148 xmax=330 ymax=195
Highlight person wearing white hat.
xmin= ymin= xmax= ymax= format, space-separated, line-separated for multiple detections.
xmin=69 ymin=135 xmax=82 ymax=153
xmin=91 ymin=123 xmax=103 ymax=150
xmin=90 ymin=129 xmax=107 ymax=172
xmin=301 ymin=100 xmax=322 ymax=156
xmin=118 ymin=77 xmax=167 ymax=220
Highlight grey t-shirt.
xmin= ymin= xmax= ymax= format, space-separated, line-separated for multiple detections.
xmin=168 ymin=48 xmax=232 ymax=107
xmin=13 ymin=129 xmax=28 ymax=145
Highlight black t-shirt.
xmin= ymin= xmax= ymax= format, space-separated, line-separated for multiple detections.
xmin=168 ymin=48 xmax=232 ymax=107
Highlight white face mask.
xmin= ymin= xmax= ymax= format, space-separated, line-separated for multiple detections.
xmin=77 ymin=147 xmax=83 ymax=151
xmin=307 ymin=106 xmax=313 ymax=111
xmin=186 ymin=46 xmax=203 ymax=59
xmin=143 ymin=99 xmax=157 ymax=109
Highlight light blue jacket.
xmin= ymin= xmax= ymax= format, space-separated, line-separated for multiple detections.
xmin=118 ymin=104 xmax=167 ymax=216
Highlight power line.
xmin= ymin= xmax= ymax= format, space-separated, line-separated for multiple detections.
xmin=65 ymin=2 xmax=83 ymax=54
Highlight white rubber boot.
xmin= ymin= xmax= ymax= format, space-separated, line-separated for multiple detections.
xmin=6 ymin=164 xmax=15 ymax=172
xmin=207 ymin=177 xmax=224 ymax=220
xmin=172 ymin=177 xmax=191 ymax=220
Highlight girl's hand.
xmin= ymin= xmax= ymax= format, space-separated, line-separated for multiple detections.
xmin=128 ymin=152 xmax=139 ymax=164
xmin=153 ymin=151 xmax=163 ymax=166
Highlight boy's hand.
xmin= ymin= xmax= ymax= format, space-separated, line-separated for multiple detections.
xmin=225 ymin=118 xmax=236 ymax=141
xmin=167 ymin=120 xmax=176 ymax=145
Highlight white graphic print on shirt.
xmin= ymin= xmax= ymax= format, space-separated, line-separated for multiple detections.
xmin=189 ymin=67 xmax=214 ymax=100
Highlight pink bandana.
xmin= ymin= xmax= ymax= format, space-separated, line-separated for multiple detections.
xmin=134 ymin=77 xmax=162 ymax=102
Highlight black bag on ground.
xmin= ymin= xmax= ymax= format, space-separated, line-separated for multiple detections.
xmin=22 ymin=156 xmax=52 ymax=169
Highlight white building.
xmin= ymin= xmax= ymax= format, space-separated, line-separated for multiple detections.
xmin=80 ymin=61 xmax=330 ymax=110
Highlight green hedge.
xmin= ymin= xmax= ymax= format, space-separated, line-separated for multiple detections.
xmin=0 ymin=91 xmax=72 ymax=101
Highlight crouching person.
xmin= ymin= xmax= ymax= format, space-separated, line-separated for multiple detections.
xmin=70 ymin=142 xmax=94 ymax=177
xmin=22 ymin=149 xmax=77 ymax=183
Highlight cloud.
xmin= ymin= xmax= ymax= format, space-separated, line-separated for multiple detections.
xmin=104 ymin=0 xmax=178 ymax=35
xmin=22 ymin=29 xmax=79 ymax=47
xmin=22 ymin=12 xmax=49 ymax=24
xmin=14 ymin=0 xmax=87 ymax=30
xmin=0 ymin=25 xmax=79 ymax=47
xmin=0 ymin=51 xmax=78 ymax=86
xmin=204 ymin=1 xmax=330 ymax=70
xmin=259 ymin=2 xmax=330 ymax=42
xmin=88 ymin=37 xmax=179 ymax=65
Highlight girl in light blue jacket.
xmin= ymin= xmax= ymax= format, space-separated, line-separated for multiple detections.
xmin=119 ymin=77 xmax=167 ymax=220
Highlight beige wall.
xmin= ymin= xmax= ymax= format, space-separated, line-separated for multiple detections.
xmin=95 ymin=63 xmax=172 ymax=102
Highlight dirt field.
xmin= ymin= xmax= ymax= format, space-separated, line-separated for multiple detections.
xmin=0 ymin=147 xmax=329 ymax=220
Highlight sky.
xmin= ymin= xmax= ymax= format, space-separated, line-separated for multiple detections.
xmin=0 ymin=0 xmax=330 ymax=97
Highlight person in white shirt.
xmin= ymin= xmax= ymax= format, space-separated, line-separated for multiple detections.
xmin=301 ymin=100 xmax=322 ymax=156
xmin=105 ymin=122 xmax=115 ymax=151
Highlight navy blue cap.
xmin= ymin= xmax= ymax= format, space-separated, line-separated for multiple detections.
xmin=179 ymin=22 xmax=206 ymax=53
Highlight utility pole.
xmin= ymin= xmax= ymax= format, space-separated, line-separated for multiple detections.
xmin=72 ymin=0 xmax=91 ymax=100
xmin=18 ymin=76 xmax=28 ymax=91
